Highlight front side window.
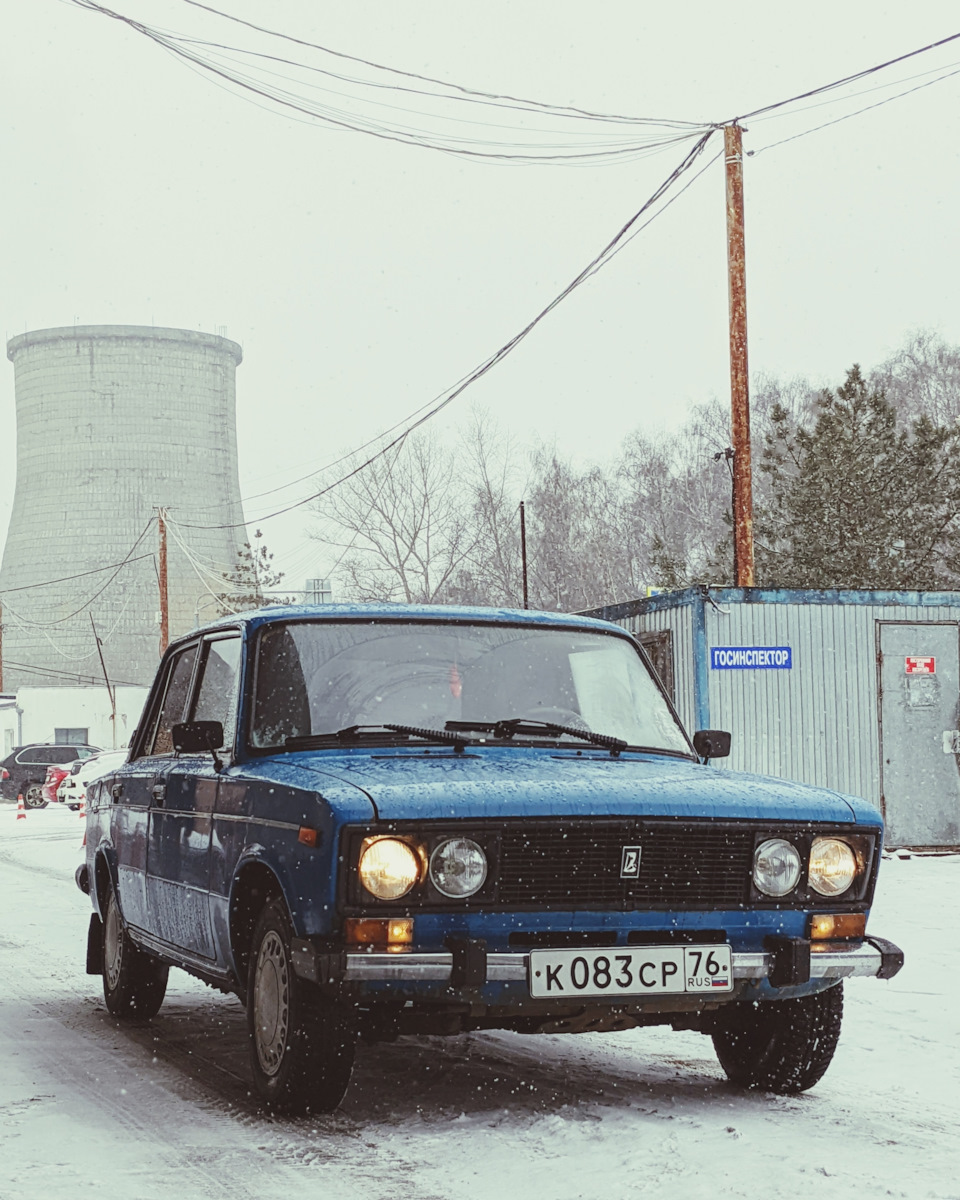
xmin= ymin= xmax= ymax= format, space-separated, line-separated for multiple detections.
xmin=190 ymin=635 xmax=242 ymax=747
xmin=148 ymin=644 xmax=199 ymax=756
xmin=249 ymin=621 xmax=690 ymax=754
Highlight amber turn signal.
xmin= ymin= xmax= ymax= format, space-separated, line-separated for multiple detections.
xmin=298 ymin=826 xmax=318 ymax=847
xmin=345 ymin=917 xmax=414 ymax=946
xmin=809 ymin=913 xmax=866 ymax=940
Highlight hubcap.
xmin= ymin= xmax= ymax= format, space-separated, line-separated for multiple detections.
xmin=104 ymin=898 xmax=123 ymax=991
xmin=253 ymin=930 xmax=289 ymax=1077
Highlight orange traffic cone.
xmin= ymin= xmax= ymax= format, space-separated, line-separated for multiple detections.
xmin=78 ymin=795 xmax=86 ymax=821
xmin=16 ymin=794 xmax=26 ymax=820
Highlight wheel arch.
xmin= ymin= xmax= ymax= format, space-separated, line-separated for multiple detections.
xmin=229 ymin=855 xmax=291 ymax=992
xmin=92 ymin=846 xmax=119 ymax=920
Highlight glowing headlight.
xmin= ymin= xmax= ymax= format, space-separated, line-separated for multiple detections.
xmin=429 ymin=838 xmax=488 ymax=898
xmin=753 ymin=838 xmax=802 ymax=897
xmin=808 ymin=837 xmax=858 ymax=897
xmin=358 ymin=837 xmax=421 ymax=900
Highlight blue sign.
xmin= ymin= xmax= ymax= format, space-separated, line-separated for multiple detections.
xmin=711 ymin=646 xmax=792 ymax=670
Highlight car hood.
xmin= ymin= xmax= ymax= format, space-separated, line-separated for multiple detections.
xmin=269 ymin=746 xmax=872 ymax=825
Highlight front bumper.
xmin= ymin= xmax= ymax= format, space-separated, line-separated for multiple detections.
xmin=293 ymin=935 xmax=904 ymax=990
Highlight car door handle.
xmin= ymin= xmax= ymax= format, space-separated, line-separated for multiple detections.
xmin=111 ymin=783 xmax=123 ymax=800
xmin=152 ymin=783 xmax=166 ymax=805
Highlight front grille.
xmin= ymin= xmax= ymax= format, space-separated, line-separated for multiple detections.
xmin=497 ymin=821 xmax=755 ymax=909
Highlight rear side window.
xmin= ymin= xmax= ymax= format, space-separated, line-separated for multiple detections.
xmin=147 ymin=645 xmax=200 ymax=756
xmin=17 ymin=746 xmax=58 ymax=765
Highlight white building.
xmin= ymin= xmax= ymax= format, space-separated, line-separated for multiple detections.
xmin=4 ymin=686 xmax=149 ymax=754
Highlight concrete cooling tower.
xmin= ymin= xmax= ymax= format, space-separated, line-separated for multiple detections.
xmin=0 ymin=325 xmax=247 ymax=689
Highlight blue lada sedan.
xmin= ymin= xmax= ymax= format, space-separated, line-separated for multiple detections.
xmin=78 ymin=604 xmax=903 ymax=1113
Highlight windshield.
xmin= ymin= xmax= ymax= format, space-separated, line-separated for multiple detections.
xmin=249 ymin=620 xmax=690 ymax=755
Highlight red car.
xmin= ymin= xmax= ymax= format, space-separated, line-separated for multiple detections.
xmin=42 ymin=762 xmax=75 ymax=805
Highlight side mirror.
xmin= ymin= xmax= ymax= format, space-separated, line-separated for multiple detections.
xmin=171 ymin=721 xmax=224 ymax=755
xmin=693 ymin=729 xmax=731 ymax=761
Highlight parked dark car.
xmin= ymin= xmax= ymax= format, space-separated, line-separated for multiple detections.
xmin=1 ymin=743 xmax=100 ymax=806
xmin=78 ymin=604 xmax=903 ymax=1114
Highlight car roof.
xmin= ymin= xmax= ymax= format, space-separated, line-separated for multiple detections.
xmin=177 ymin=602 xmax=631 ymax=645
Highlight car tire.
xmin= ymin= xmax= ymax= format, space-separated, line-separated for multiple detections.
xmin=24 ymin=784 xmax=46 ymax=809
xmin=102 ymin=889 xmax=169 ymax=1019
xmin=712 ymin=983 xmax=843 ymax=1094
xmin=247 ymin=898 xmax=355 ymax=1114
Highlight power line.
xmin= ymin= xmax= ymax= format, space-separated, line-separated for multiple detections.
xmin=4 ymin=659 xmax=145 ymax=688
xmin=0 ymin=519 xmax=156 ymax=627
xmin=749 ymin=55 xmax=960 ymax=123
xmin=173 ymin=130 xmax=717 ymax=531
xmin=183 ymin=142 xmax=722 ymax=535
xmin=178 ymin=0 xmax=701 ymax=128
xmin=0 ymin=552 xmax=155 ymax=596
xmin=749 ymin=64 xmax=960 ymax=157
xmin=731 ymin=29 xmax=960 ymax=122
xmin=69 ymin=0 xmax=711 ymax=163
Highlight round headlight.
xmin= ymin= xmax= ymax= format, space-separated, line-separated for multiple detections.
xmin=429 ymin=838 xmax=488 ymax=898
xmin=753 ymin=838 xmax=802 ymax=897
xmin=808 ymin=837 xmax=858 ymax=897
xmin=358 ymin=838 xmax=421 ymax=900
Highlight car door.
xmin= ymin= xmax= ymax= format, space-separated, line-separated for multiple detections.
xmin=112 ymin=642 xmax=200 ymax=933
xmin=146 ymin=632 xmax=242 ymax=960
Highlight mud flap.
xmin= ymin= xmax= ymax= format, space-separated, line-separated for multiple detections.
xmin=86 ymin=913 xmax=103 ymax=975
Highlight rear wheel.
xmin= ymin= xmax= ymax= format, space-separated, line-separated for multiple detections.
xmin=102 ymin=889 xmax=168 ymax=1018
xmin=247 ymin=899 xmax=355 ymax=1114
xmin=712 ymin=983 xmax=843 ymax=1094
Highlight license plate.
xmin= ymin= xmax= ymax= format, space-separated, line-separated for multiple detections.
xmin=528 ymin=944 xmax=733 ymax=999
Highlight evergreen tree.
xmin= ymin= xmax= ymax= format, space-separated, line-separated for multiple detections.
xmin=217 ymin=530 xmax=290 ymax=614
xmin=755 ymin=365 xmax=960 ymax=589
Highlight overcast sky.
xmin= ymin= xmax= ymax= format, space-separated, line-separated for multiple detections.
xmin=3 ymin=1 xmax=960 ymax=588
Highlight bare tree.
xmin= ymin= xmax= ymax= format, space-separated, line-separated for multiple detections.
xmin=523 ymin=450 xmax=635 ymax=611
xmin=311 ymin=432 xmax=479 ymax=604
xmin=871 ymin=330 xmax=960 ymax=425
xmin=442 ymin=411 xmax=527 ymax=606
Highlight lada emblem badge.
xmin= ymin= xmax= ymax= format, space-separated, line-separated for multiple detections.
xmin=620 ymin=845 xmax=641 ymax=879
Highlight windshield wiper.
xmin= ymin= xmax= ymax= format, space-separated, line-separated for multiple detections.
xmin=285 ymin=724 xmax=474 ymax=751
xmin=446 ymin=718 xmax=627 ymax=754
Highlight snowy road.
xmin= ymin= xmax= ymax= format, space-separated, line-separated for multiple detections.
xmin=1 ymin=805 xmax=957 ymax=1200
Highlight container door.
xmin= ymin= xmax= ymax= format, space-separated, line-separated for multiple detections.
xmin=879 ymin=622 xmax=960 ymax=846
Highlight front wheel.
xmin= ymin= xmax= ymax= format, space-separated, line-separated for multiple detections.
xmin=712 ymin=984 xmax=843 ymax=1094
xmin=102 ymin=889 xmax=168 ymax=1018
xmin=247 ymin=899 xmax=355 ymax=1114
xmin=24 ymin=784 xmax=45 ymax=809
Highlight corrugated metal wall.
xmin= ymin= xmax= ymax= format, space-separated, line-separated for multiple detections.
xmin=704 ymin=597 xmax=880 ymax=797
xmin=587 ymin=588 xmax=960 ymax=816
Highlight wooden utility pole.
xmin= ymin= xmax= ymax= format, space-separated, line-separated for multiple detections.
xmin=90 ymin=614 xmax=117 ymax=749
xmin=724 ymin=123 xmax=755 ymax=587
xmin=158 ymin=509 xmax=169 ymax=654
xmin=0 ymin=602 xmax=4 ymax=693
xmin=519 ymin=500 xmax=529 ymax=609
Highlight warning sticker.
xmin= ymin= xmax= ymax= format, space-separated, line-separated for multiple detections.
xmin=905 ymin=656 xmax=936 ymax=675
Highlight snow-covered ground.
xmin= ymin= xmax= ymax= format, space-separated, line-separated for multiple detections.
xmin=0 ymin=803 xmax=957 ymax=1200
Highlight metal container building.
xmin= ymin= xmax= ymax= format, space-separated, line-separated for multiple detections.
xmin=0 ymin=325 xmax=247 ymax=689
xmin=584 ymin=587 xmax=960 ymax=848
